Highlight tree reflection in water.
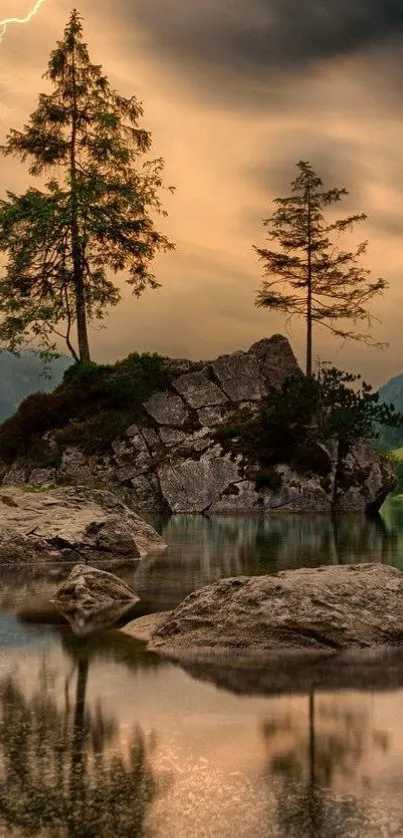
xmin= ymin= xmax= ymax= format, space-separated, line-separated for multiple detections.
xmin=137 ymin=512 xmax=398 ymax=610
xmin=261 ymin=691 xmax=389 ymax=838
xmin=0 ymin=638 xmax=157 ymax=837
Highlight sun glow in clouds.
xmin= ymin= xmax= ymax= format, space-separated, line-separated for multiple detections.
xmin=0 ymin=0 xmax=47 ymax=45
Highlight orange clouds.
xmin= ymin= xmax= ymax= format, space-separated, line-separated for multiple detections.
xmin=0 ymin=1 xmax=402 ymax=385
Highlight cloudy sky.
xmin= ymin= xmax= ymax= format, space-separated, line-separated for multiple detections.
xmin=0 ymin=0 xmax=402 ymax=385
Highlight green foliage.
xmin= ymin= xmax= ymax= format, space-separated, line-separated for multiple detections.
xmin=262 ymin=367 xmax=403 ymax=458
xmin=254 ymin=160 xmax=387 ymax=375
xmin=54 ymin=411 xmax=139 ymax=454
xmin=22 ymin=484 xmax=53 ymax=493
xmin=104 ymin=352 xmax=171 ymax=409
xmin=214 ymin=407 xmax=255 ymax=441
xmin=0 ymin=351 xmax=168 ymax=463
xmin=0 ymin=10 xmax=174 ymax=362
xmin=62 ymin=360 xmax=107 ymax=386
xmin=0 ymin=390 xmax=75 ymax=463
xmin=214 ymin=366 xmax=403 ymax=480
xmin=391 ymin=460 xmax=403 ymax=495
xmin=315 ymin=367 xmax=403 ymax=443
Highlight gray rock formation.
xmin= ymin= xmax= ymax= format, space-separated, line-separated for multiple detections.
xmin=334 ymin=438 xmax=397 ymax=514
xmin=249 ymin=334 xmax=302 ymax=390
xmin=0 ymin=486 xmax=165 ymax=563
xmin=158 ymin=456 xmax=240 ymax=513
xmin=173 ymin=370 xmax=228 ymax=408
xmin=55 ymin=563 xmax=139 ymax=636
xmin=0 ymin=335 xmax=395 ymax=515
xmin=147 ymin=564 xmax=403 ymax=660
xmin=211 ymin=353 xmax=266 ymax=401
xmin=143 ymin=391 xmax=189 ymax=427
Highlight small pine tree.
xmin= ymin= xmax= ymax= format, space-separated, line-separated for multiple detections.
xmin=254 ymin=161 xmax=387 ymax=376
xmin=0 ymin=9 xmax=174 ymax=362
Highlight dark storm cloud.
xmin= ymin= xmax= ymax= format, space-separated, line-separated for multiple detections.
xmin=236 ymin=132 xmax=372 ymax=238
xmin=248 ymin=134 xmax=370 ymax=198
xmin=125 ymin=0 xmax=403 ymax=90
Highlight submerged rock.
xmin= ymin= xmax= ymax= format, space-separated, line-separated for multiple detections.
xmin=0 ymin=485 xmax=165 ymax=563
xmin=146 ymin=564 xmax=403 ymax=660
xmin=54 ymin=563 xmax=139 ymax=636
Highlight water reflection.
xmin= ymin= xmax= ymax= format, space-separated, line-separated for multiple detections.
xmin=2 ymin=504 xmax=403 ymax=835
xmin=0 ymin=634 xmax=158 ymax=837
xmin=136 ymin=512 xmax=398 ymax=607
xmin=261 ymin=692 xmax=391 ymax=838
xmin=0 ymin=625 xmax=403 ymax=837
xmin=0 ymin=505 xmax=400 ymax=619
xmin=262 ymin=693 xmax=388 ymax=786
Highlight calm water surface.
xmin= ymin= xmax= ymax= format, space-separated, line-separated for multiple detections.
xmin=2 ymin=500 xmax=403 ymax=836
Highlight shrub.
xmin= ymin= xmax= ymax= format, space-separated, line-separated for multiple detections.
xmin=214 ymin=407 xmax=255 ymax=441
xmin=54 ymin=410 xmax=140 ymax=453
xmin=0 ymin=351 xmax=168 ymax=463
xmin=213 ymin=366 xmax=403 ymax=479
xmin=254 ymin=467 xmax=283 ymax=492
xmin=0 ymin=390 xmax=76 ymax=463
xmin=104 ymin=352 xmax=170 ymax=409
xmin=261 ymin=367 xmax=403 ymax=458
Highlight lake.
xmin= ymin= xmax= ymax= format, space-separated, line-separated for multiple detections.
xmin=1 ymin=499 xmax=403 ymax=836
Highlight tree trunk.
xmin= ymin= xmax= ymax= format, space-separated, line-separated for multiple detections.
xmin=306 ymin=185 xmax=313 ymax=377
xmin=306 ymin=301 xmax=312 ymax=377
xmin=70 ymin=39 xmax=91 ymax=364
xmin=74 ymin=268 xmax=90 ymax=364
xmin=308 ymin=690 xmax=316 ymax=838
xmin=70 ymin=657 xmax=89 ymax=805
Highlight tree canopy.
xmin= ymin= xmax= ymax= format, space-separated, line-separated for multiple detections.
xmin=254 ymin=161 xmax=386 ymax=376
xmin=0 ymin=9 xmax=174 ymax=362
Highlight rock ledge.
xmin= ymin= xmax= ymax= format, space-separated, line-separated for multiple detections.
xmin=0 ymin=485 xmax=165 ymax=563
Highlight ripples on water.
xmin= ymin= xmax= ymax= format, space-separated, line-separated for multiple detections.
xmin=1 ymin=499 xmax=403 ymax=836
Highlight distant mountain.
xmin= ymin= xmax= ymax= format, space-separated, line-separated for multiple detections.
xmin=0 ymin=351 xmax=72 ymax=423
xmin=377 ymin=373 xmax=403 ymax=450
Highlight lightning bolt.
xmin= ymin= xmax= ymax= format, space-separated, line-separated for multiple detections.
xmin=0 ymin=0 xmax=47 ymax=45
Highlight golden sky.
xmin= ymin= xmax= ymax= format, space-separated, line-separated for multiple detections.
xmin=0 ymin=0 xmax=402 ymax=385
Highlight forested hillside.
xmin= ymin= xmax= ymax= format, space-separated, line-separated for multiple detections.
xmin=0 ymin=352 xmax=71 ymax=422
xmin=377 ymin=374 xmax=403 ymax=450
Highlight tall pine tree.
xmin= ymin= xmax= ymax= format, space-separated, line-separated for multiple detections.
xmin=254 ymin=161 xmax=386 ymax=376
xmin=0 ymin=9 xmax=174 ymax=362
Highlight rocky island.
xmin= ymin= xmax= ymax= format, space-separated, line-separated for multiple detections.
xmin=0 ymin=335 xmax=395 ymax=515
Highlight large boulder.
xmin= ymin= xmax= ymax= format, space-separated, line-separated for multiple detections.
xmin=0 ymin=485 xmax=165 ymax=563
xmin=54 ymin=563 xmax=139 ymax=636
xmin=146 ymin=564 xmax=403 ymax=660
